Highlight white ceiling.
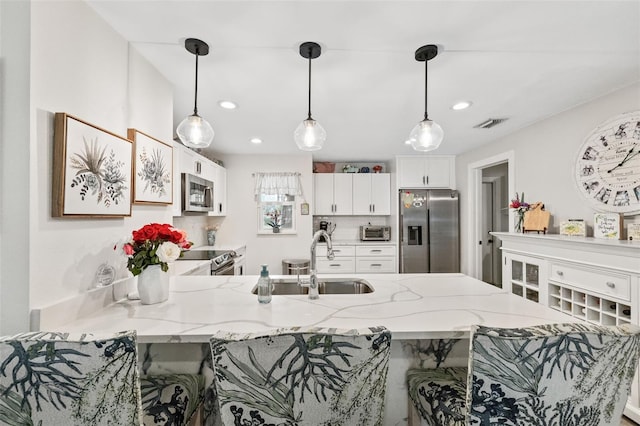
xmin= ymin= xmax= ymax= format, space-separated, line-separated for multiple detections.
xmin=86 ymin=0 xmax=640 ymax=162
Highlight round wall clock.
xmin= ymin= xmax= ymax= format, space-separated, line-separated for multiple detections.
xmin=574 ymin=111 xmax=640 ymax=215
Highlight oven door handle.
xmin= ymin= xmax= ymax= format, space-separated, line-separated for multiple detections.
xmin=213 ymin=261 xmax=236 ymax=275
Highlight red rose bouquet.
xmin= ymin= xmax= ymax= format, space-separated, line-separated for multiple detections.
xmin=120 ymin=223 xmax=192 ymax=275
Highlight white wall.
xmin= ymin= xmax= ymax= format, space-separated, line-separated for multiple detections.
xmin=456 ymin=83 xmax=640 ymax=275
xmin=215 ymin=154 xmax=313 ymax=275
xmin=0 ymin=0 xmax=31 ymax=334
xmin=26 ymin=2 xmax=174 ymax=313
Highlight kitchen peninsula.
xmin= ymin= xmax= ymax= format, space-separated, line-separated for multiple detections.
xmin=33 ymin=273 xmax=574 ymax=425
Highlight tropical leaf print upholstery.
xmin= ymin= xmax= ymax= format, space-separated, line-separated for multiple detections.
xmin=407 ymin=323 xmax=640 ymax=426
xmin=140 ymin=373 xmax=204 ymax=425
xmin=0 ymin=330 xmax=143 ymax=425
xmin=210 ymin=325 xmax=392 ymax=426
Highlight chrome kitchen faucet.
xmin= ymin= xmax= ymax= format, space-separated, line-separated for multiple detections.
xmin=306 ymin=230 xmax=334 ymax=299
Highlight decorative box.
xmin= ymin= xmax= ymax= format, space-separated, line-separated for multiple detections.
xmin=593 ymin=213 xmax=623 ymax=239
xmin=559 ymin=220 xmax=586 ymax=237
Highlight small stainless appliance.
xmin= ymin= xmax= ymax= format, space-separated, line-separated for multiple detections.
xmin=359 ymin=225 xmax=391 ymax=241
xmin=178 ymin=250 xmax=236 ymax=275
xmin=399 ymin=189 xmax=459 ymax=273
xmin=182 ymin=173 xmax=214 ymax=212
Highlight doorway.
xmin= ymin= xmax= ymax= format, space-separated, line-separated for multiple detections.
xmin=481 ymin=165 xmax=509 ymax=286
xmin=467 ymin=151 xmax=515 ymax=282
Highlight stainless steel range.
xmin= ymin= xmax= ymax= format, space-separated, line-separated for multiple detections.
xmin=179 ymin=250 xmax=237 ymax=275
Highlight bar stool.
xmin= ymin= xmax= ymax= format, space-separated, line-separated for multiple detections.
xmin=210 ymin=325 xmax=392 ymax=425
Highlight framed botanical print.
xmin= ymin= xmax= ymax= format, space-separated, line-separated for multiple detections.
xmin=52 ymin=113 xmax=132 ymax=217
xmin=127 ymin=128 xmax=173 ymax=205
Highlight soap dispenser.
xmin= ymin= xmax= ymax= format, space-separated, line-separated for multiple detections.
xmin=257 ymin=264 xmax=272 ymax=304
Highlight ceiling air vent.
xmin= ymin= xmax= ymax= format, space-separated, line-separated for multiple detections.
xmin=474 ymin=118 xmax=508 ymax=129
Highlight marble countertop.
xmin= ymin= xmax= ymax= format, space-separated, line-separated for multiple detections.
xmin=40 ymin=273 xmax=574 ymax=343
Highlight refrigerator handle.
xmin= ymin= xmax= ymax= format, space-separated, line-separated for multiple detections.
xmin=426 ymin=208 xmax=431 ymax=272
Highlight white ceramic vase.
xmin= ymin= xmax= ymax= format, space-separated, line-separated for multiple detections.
xmin=137 ymin=264 xmax=170 ymax=305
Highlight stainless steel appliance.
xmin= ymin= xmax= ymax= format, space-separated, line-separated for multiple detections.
xmin=182 ymin=173 xmax=215 ymax=212
xmin=399 ymin=189 xmax=459 ymax=273
xmin=359 ymin=225 xmax=391 ymax=241
xmin=317 ymin=220 xmax=335 ymax=242
xmin=178 ymin=250 xmax=236 ymax=275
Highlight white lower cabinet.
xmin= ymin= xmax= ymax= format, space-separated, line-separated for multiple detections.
xmin=316 ymin=244 xmax=396 ymax=274
xmin=493 ymin=232 xmax=640 ymax=422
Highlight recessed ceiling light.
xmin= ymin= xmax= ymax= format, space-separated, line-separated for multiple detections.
xmin=451 ymin=101 xmax=472 ymax=111
xmin=250 ymin=138 xmax=262 ymax=144
xmin=218 ymin=100 xmax=237 ymax=110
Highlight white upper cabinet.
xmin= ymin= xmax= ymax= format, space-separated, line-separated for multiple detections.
xmin=209 ymin=162 xmax=226 ymax=216
xmin=352 ymin=173 xmax=391 ymax=215
xmin=314 ymin=174 xmax=353 ymax=215
xmin=172 ymin=141 xmax=226 ymax=216
xmin=397 ymin=155 xmax=455 ymax=188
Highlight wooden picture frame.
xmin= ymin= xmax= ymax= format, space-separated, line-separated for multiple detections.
xmin=53 ymin=113 xmax=132 ymax=217
xmin=127 ymin=129 xmax=173 ymax=205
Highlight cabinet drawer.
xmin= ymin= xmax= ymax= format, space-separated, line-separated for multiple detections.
xmin=549 ymin=263 xmax=630 ymax=301
xmin=355 ymin=258 xmax=395 ymax=273
xmin=355 ymin=245 xmax=396 ymax=257
xmin=317 ymin=245 xmax=355 ymax=257
xmin=316 ymin=258 xmax=355 ymax=274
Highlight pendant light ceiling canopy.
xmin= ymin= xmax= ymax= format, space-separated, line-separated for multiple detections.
xmin=177 ymin=38 xmax=214 ymax=149
xmin=294 ymin=41 xmax=326 ymax=152
xmin=409 ymin=44 xmax=443 ymax=152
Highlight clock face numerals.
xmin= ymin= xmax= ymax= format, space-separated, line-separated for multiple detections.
xmin=575 ymin=111 xmax=640 ymax=214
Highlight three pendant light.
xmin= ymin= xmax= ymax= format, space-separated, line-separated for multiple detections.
xmin=177 ymin=39 xmax=443 ymax=153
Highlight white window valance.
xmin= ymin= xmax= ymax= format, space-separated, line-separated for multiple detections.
xmin=253 ymin=172 xmax=303 ymax=200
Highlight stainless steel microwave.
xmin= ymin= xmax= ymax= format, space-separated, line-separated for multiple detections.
xmin=182 ymin=173 xmax=214 ymax=212
xmin=360 ymin=225 xmax=391 ymax=241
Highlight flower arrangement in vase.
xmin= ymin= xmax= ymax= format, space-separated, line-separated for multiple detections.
xmin=121 ymin=223 xmax=192 ymax=275
xmin=118 ymin=223 xmax=191 ymax=304
xmin=509 ymin=192 xmax=530 ymax=233
xmin=266 ymin=209 xmax=282 ymax=233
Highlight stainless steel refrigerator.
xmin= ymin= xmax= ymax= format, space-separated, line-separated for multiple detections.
xmin=399 ymin=189 xmax=460 ymax=273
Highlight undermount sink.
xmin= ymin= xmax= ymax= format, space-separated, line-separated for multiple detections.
xmin=251 ymin=278 xmax=374 ymax=295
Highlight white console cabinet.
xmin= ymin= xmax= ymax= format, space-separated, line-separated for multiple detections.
xmin=493 ymin=232 xmax=640 ymax=421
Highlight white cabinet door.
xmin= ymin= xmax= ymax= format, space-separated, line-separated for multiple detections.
xmin=209 ymin=163 xmax=226 ymax=216
xmin=425 ymin=157 xmax=452 ymax=188
xmin=352 ymin=174 xmax=373 ymax=215
xmin=313 ymin=174 xmax=353 ymax=215
xmin=370 ymin=173 xmax=390 ymax=215
xmin=314 ymin=174 xmax=335 ymax=215
xmin=352 ymin=174 xmax=390 ymax=215
xmin=397 ymin=156 xmax=454 ymax=188
xmin=333 ymin=174 xmax=353 ymax=215
xmin=398 ymin=157 xmax=426 ymax=187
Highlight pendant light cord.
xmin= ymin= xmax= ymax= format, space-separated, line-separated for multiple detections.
xmin=307 ymin=50 xmax=313 ymax=120
xmin=193 ymin=47 xmax=199 ymax=115
xmin=424 ymin=58 xmax=429 ymax=121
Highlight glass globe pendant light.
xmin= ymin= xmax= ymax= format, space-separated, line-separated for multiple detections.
xmin=410 ymin=44 xmax=443 ymax=152
xmin=294 ymin=42 xmax=326 ymax=151
xmin=177 ymin=38 xmax=214 ymax=149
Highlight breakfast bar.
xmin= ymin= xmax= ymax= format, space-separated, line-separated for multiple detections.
xmin=34 ymin=273 xmax=574 ymax=425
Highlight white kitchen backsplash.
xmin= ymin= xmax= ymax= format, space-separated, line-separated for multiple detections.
xmin=173 ymin=215 xmax=224 ymax=248
xmin=313 ymin=215 xmax=391 ymax=241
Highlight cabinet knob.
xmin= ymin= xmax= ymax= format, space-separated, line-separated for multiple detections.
xmin=606 ymin=281 xmax=616 ymax=288
xmin=371 ymin=263 xmax=382 ymax=267
xmin=556 ymin=270 xmax=564 ymax=276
